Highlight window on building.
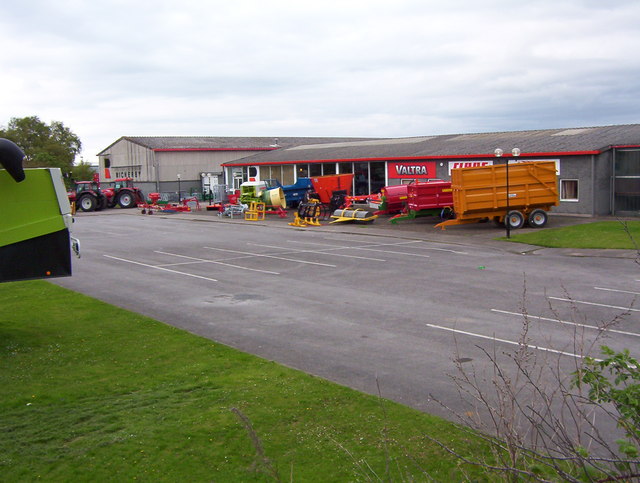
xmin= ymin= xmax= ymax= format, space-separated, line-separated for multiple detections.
xmin=354 ymin=162 xmax=369 ymax=196
xmin=297 ymin=164 xmax=309 ymax=178
xmin=338 ymin=162 xmax=353 ymax=174
xmin=369 ymin=161 xmax=386 ymax=194
xmin=323 ymin=163 xmax=336 ymax=175
xmin=310 ymin=164 xmax=322 ymax=177
xmin=281 ymin=165 xmax=295 ymax=185
xmin=560 ymin=179 xmax=578 ymax=201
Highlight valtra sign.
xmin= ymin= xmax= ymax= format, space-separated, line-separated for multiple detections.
xmin=388 ymin=161 xmax=436 ymax=179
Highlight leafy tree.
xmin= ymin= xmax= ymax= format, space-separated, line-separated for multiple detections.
xmin=71 ymin=160 xmax=97 ymax=183
xmin=0 ymin=116 xmax=81 ymax=175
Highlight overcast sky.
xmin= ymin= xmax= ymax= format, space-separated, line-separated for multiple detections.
xmin=2 ymin=0 xmax=639 ymax=162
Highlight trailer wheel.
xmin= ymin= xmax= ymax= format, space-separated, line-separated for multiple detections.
xmin=78 ymin=195 xmax=96 ymax=212
xmin=440 ymin=207 xmax=454 ymax=220
xmin=527 ymin=209 xmax=548 ymax=228
xmin=505 ymin=210 xmax=525 ymax=229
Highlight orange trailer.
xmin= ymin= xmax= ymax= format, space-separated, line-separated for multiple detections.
xmin=310 ymin=173 xmax=354 ymax=204
xmin=435 ymin=161 xmax=559 ymax=230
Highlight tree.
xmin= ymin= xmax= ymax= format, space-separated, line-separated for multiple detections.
xmin=71 ymin=160 xmax=96 ymax=183
xmin=0 ymin=116 xmax=81 ymax=175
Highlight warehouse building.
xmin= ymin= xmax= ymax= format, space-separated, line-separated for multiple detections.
xmin=99 ymin=124 xmax=640 ymax=216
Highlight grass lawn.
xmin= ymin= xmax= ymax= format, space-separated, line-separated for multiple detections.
xmin=0 ymin=281 xmax=488 ymax=482
xmin=504 ymin=220 xmax=640 ymax=249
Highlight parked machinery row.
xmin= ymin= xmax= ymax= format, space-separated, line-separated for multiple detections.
xmin=67 ymin=174 xmax=145 ymax=212
xmin=376 ymin=161 xmax=559 ymax=230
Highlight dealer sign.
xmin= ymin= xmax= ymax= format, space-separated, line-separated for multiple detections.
xmin=388 ymin=161 xmax=436 ymax=179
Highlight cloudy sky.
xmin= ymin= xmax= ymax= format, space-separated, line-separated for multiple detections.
xmin=1 ymin=0 xmax=639 ymax=162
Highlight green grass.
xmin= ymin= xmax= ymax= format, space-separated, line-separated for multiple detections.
xmin=505 ymin=220 xmax=640 ymax=249
xmin=0 ymin=281 xmax=488 ymax=482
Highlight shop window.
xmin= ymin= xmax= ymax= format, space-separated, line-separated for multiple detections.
xmin=338 ymin=162 xmax=353 ymax=174
xmin=323 ymin=163 xmax=336 ymax=175
xmin=281 ymin=165 xmax=295 ymax=185
xmin=310 ymin=164 xmax=322 ymax=177
xmin=297 ymin=164 xmax=309 ymax=178
xmin=560 ymin=179 xmax=578 ymax=201
xmin=369 ymin=161 xmax=386 ymax=194
xmin=354 ymin=162 xmax=369 ymax=196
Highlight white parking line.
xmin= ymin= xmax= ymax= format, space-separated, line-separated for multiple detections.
xmin=595 ymin=287 xmax=640 ymax=296
xmin=318 ymin=237 xmax=469 ymax=255
xmin=491 ymin=309 xmax=640 ymax=337
xmin=548 ymin=296 xmax=640 ymax=312
xmin=203 ymin=246 xmax=337 ymax=267
xmin=154 ymin=250 xmax=280 ymax=275
xmin=104 ymin=255 xmax=219 ymax=282
xmin=287 ymin=239 xmax=431 ymax=258
xmin=248 ymin=242 xmax=386 ymax=261
xmin=425 ymin=323 xmax=600 ymax=360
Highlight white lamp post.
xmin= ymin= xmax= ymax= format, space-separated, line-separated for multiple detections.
xmin=494 ymin=148 xmax=520 ymax=238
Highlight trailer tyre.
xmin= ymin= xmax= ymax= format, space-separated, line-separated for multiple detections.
xmin=527 ymin=209 xmax=548 ymax=228
xmin=78 ymin=195 xmax=96 ymax=212
xmin=505 ymin=210 xmax=525 ymax=229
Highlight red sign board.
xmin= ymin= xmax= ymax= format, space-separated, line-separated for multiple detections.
xmin=388 ymin=161 xmax=436 ymax=179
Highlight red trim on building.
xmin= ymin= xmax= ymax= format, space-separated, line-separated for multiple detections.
xmin=154 ymin=147 xmax=278 ymax=153
xmin=222 ymin=150 xmax=602 ymax=167
xmin=612 ymin=145 xmax=640 ymax=149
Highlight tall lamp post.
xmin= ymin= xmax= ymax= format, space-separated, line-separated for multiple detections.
xmin=177 ymin=173 xmax=181 ymax=203
xmin=494 ymin=147 xmax=520 ymax=238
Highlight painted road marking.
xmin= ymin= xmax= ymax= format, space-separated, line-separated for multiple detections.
xmin=425 ymin=323 xmax=601 ymax=361
xmin=154 ymin=250 xmax=280 ymax=275
xmin=104 ymin=255 xmax=219 ymax=282
xmin=287 ymin=239 xmax=431 ymax=258
xmin=595 ymin=286 xmax=640 ymax=296
xmin=203 ymin=246 xmax=337 ymax=267
xmin=491 ymin=309 xmax=640 ymax=337
xmin=548 ymin=296 xmax=640 ymax=312
xmin=248 ymin=242 xmax=386 ymax=261
xmin=319 ymin=237 xmax=469 ymax=255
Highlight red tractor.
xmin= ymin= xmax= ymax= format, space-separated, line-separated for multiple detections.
xmin=68 ymin=179 xmax=109 ymax=212
xmin=68 ymin=175 xmax=144 ymax=211
xmin=102 ymin=177 xmax=145 ymax=209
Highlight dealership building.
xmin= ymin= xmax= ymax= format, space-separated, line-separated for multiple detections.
xmin=98 ymin=124 xmax=640 ymax=216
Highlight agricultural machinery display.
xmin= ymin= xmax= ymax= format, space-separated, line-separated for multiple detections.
xmin=434 ymin=161 xmax=559 ymax=230
xmin=68 ymin=174 xmax=144 ymax=212
xmin=296 ymin=173 xmax=377 ymax=223
xmin=386 ymin=180 xmax=454 ymax=224
xmin=102 ymin=177 xmax=145 ymax=209
xmin=264 ymin=178 xmax=313 ymax=207
xmin=0 ymin=138 xmax=77 ymax=282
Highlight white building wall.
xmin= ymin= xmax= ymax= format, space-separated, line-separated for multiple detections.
xmin=98 ymin=139 xmax=154 ymax=182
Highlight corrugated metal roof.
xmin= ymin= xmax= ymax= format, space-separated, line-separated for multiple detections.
xmin=229 ymin=124 xmax=640 ymax=164
xmin=99 ymin=135 xmax=381 ymax=153
xmin=99 ymin=124 xmax=640 ymax=161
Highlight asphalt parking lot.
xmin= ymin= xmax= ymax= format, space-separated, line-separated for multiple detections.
xmin=53 ymin=207 xmax=640 ymax=422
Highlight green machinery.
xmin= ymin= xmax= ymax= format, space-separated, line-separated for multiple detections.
xmin=0 ymin=138 xmax=78 ymax=283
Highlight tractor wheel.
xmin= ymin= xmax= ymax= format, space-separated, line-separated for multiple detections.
xmin=117 ymin=191 xmax=136 ymax=208
xmin=78 ymin=195 xmax=96 ymax=212
xmin=527 ymin=209 xmax=548 ymax=228
xmin=505 ymin=210 xmax=525 ymax=229
xmin=96 ymin=196 xmax=108 ymax=211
